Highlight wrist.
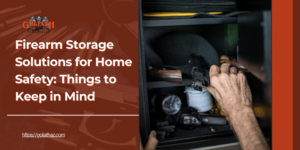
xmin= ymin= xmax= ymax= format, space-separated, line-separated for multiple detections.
xmin=228 ymin=106 xmax=254 ymax=122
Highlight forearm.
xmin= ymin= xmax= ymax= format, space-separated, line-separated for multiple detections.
xmin=229 ymin=108 xmax=269 ymax=150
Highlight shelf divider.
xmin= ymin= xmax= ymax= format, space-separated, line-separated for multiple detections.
xmin=143 ymin=17 xmax=237 ymax=27
xmin=147 ymin=79 xmax=193 ymax=89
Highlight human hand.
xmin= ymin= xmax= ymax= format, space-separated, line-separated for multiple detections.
xmin=140 ymin=131 xmax=158 ymax=150
xmin=204 ymin=63 xmax=252 ymax=117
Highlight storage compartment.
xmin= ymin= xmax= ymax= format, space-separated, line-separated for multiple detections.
xmin=139 ymin=0 xmax=271 ymax=149
xmin=140 ymin=25 xmax=238 ymax=149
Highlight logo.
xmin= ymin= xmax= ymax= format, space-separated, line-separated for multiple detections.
xmin=22 ymin=16 xmax=54 ymax=33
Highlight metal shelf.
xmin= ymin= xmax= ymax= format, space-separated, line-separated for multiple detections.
xmin=147 ymin=79 xmax=193 ymax=89
xmin=143 ymin=17 xmax=237 ymax=27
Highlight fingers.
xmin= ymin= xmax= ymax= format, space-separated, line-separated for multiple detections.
xmin=203 ymin=85 xmax=221 ymax=101
xmin=246 ymin=84 xmax=252 ymax=101
xmin=220 ymin=55 xmax=230 ymax=61
xmin=237 ymin=70 xmax=246 ymax=84
xmin=230 ymin=67 xmax=237 ymax=75
xmin=220 ymin=63 xmax=230 ymax=74
xmin=229 ymin=67 xmax=239 ymax=93
xmin=210 ymin=64 xmax=237 ymax=77
xmin=144 ymin=131 xmax=158 ymax=150
xmin=209 ymin=65 xmax=220 ymax=78
xmin=209 ymin=65 xmax=227 ymax=94
xmin=208 ymin=64 xmax=240 ymax=102
xmin=237 ymin=71 xmax=247 ymax=95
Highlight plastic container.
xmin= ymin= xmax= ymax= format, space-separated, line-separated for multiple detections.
xmin=184 ymin=86 xmax=212 ymax=112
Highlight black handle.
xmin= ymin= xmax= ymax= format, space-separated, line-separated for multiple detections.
xmin=201 ymin=115 xmax=227 ymax=125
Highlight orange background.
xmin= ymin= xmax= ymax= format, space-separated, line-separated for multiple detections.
xmin=0 ymin=0 xmax=139 ymax=150
xmin=273 ymin=0 xmax=293 ymax=150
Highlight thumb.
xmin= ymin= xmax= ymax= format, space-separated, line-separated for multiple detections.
xmin=144 ymin=131 xmax=158 ymax=150
xmin=203 ymin=85 xmax=214 ymax=94
xmin=203 ymin=85 xmax=221 ymax=101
